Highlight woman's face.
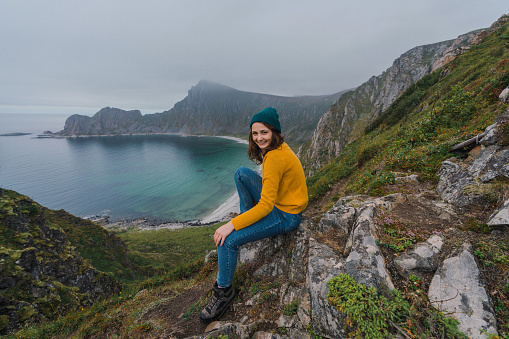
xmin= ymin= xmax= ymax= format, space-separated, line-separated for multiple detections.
xmin=251 ymin=122 xmax=273 ymax=149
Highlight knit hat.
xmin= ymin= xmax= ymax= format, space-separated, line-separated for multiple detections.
xmin=250 ymin=107 xmax=281 ymax=133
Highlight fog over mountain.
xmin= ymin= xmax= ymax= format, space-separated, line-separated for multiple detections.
xmin=0 ymin=1 xmax=506 ymax=115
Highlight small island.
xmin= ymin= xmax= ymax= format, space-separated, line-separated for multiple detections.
xmin=0 ymin=132 xmax=32 ymax=137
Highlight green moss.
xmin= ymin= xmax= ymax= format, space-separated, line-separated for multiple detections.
xmin=283 ymin=297 xmax=299 ymax=316
xmin=0 ymin=315 xmax=9 ymax=331
xmin=43 ymin=208 xmax=133 ymax=281
xmin=16 ymin=306 xmax=37 ymax=322
xmin=51 ymin=281 xmax=81 ymax=311
xmin=36 ymin=295 xmax=61 ymax=318
xmin=19 ymin=204 xmax=41 ymax=216
xmin=498 ymin=120 xmax=509 ymax=145
xmin=461 ymin=181 xmax=500 ymax=203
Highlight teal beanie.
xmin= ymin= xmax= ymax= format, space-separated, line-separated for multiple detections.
xmin=250 ymin=107 xmax=281 ymax=133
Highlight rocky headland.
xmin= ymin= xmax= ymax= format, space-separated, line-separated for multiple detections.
xmin=54 ymin=83 xmax=346 ymax=144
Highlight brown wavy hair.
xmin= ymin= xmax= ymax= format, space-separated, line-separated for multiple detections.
xmin=247 ymin=122 xmax=285 ymax=165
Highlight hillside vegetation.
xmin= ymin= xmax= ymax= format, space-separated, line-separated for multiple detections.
xmin=0 ymin=189 xmax=127 ymax=334
xmin=306 ymin=16 xmax=509 ymax=203
xmin=3 ymin=14 xmax=509 ymax=339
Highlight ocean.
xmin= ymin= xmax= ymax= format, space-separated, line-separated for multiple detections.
xmin=0 ymin=113 xmax=255 ymax=222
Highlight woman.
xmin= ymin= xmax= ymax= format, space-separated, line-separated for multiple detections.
xmin=200 ymin=107 xmax=308 ymax=323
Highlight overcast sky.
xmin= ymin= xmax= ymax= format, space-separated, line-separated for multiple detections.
xmin=0 ymin=1 xmax=507 ymax=115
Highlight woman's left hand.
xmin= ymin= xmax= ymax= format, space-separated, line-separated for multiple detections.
xmin=214 ymin=221 xmax=235 ymax=246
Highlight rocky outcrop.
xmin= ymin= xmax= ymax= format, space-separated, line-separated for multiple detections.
xmin=56 ymin=82 xmax=345 ymax=144
xmin=307 ymin=238 xmax=348 ymax=338
xmin=344 ymin=204 xmax=395 ymax=290
xmin=192 ymin=190 xmax=494 ymax=339
xmin=488 ymin=198 xmax=509 ymax=226
xmin=188 ymin=171 xmax=508 ymax=338
xmin=301 ymin=30 xmax=484 ymax=175
xmin=61 ymin=107 xmax=145 ymax=135
xmin=394 ymin=234 xmax=444 ymax=278
xmin=437 ymin=122 xmax=509 ymax=211
xmin=428 ymin=243 xmax=498 ymax=338
xmin=0 ymin=189 xmax=125 ymax=334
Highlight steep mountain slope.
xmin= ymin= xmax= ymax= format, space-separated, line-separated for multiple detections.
xmin=300 ymin=29 xmax=484 ymax=175
xmin=0 ymin=189 xmax=132 ymax=334
xmin=57 ymin=82 xmax=345 ymax=144
xmin=305 ymin=14 xmax=509 ymax=202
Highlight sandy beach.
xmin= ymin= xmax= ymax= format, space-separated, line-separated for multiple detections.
xmin=199 ymin=192 xmax=240 ymax=224
xmin=102 ymin=193 xmax=240 ymax=231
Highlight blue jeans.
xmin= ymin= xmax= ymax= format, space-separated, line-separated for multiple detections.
xmin=216 ymin=167 xmax=302 ymax=287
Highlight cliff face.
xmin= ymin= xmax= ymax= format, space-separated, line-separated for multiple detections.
xmin=57 ymin=82 xmax=344 ymax=143
xmin=300 ymin=30 xmax=483 ymax=175
xmin=0 ymin=189 xmax=131 ymax=334
xmin=61 ymin=107 xmax=144 ymax=135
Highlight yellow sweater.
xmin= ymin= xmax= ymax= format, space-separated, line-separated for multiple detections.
xmin=231 ymin=142 xmax=308 ymax=231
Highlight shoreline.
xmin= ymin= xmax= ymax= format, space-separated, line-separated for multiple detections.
xmin=101 ymin=192 xmax=240 ymax=231
xmin=50 ymin=132 xmax=247 ymax=231
xmin=47 ymin=131 xmax=248 ymax=144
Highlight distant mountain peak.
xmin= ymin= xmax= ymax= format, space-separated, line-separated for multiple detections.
xmin=190 ymin=80 xmax=238 ymax=95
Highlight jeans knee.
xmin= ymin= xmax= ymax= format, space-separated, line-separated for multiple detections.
xmin=235 ymin=167 xmax=252 ymax=181
xmin=223 ymin=236 xmax=238 ymax=252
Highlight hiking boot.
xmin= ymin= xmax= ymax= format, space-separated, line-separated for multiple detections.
xmin=199 ymin=282 xmax=236 ymax=323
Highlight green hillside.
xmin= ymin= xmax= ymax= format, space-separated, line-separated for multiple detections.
xmin=307 ymin=16 xmax=509 ymax=203
xmin=0 ymin=189 xmax=131 ymax=334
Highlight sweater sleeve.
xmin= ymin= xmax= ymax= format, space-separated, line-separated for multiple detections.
xmin=231 ymin=152 xmax=285 ymax=230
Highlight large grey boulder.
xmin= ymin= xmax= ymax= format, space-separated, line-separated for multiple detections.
xmin=485 ymin=149 xmax=509 ymax=180
xmin=437 ymin=161 xmax=476 ymax=208
xmin=238 ymin=225 xmax=310 ymax=283
xmin=394 ymin=235 xmax=443 ymax=277
xmin=499 ymin=86 xmax=509 ymax=103
xmin=487 ymin=198 xmax=509 ymax=226
xmin=307 ymin=239 xmax=348 ymax=339
xmin=479 ymin=123 xmax=498 ymax=146
xmin=438 ymin=122 xmax=509 ymax=209
xmin=467 ymin=145 xmax=501 ymax=177
xmin=428 ymin=243 xmax=498 ymax=339
xmin=318 ymin=204 xmax=356 ymax=234
xmin=437 ymin=154 xmax=505 ymax=209
xmin=344 ymin=205 xmax=395 ymax=290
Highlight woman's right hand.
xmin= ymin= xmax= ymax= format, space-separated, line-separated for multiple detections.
xmin=214 ymin=221 xmax=235 ymax=246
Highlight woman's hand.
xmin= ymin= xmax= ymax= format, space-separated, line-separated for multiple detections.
xmin=214 ymin=221 xmax=235 ymax=246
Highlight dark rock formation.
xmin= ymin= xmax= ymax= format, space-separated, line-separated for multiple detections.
xmin=0 ymin=189 xmax=126 ymax=334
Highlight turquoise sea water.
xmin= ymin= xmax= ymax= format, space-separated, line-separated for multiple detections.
xmin=0 ymin=113 xmax=255 ymax=221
